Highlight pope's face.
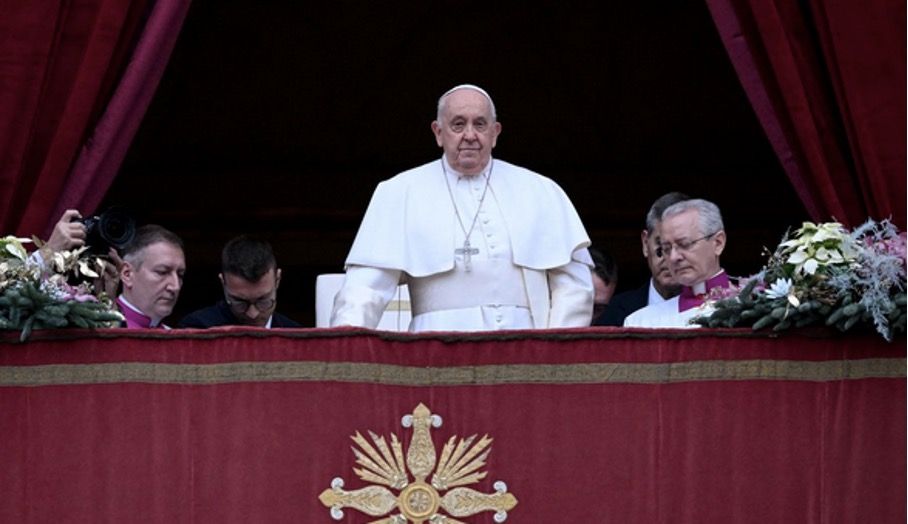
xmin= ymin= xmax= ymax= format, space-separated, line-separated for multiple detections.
xmin=659 ymin=209 xmax=725 ymax=287
xmin=431 ymin=89 xmax=501 ymax=176
xmin=121 ymin=241 xmax=185 ymax=321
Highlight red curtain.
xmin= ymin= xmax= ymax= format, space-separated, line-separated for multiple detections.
xmin=706 ymin=0 xmax=906 ymax=228
xmin=1 ymin=328 xmax=904 ymax=522
xmin=48 ymin=0 xmax=191 ymax=233
xmin=0 ymin=0 xmax=188 ymax=239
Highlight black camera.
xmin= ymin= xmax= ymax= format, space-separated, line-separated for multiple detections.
xmin=81 ymin=207 xmax=136 ymax=255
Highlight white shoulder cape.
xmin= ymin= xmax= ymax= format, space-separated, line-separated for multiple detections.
xmin=345 ymin=158 xmax=592 ymax=277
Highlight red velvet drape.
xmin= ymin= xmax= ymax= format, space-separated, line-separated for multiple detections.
xmin=47 ymin=0 xmax=191 ymax=234
xmin=706 ymin=0 xmax=906 ymax=228
xmin=1 ymin=328 xmax=904 ymax=522
xmin=0 ymin=0 xmax=187 ymax=240
xmin=0 ymin=0 xmax=147 ymax=236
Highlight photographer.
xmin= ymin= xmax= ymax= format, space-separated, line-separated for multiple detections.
xmin=38 ymin=211 xmax=184 ymax=329
xmin=41 ymin=209 xmax=87 ymax=255
xmin=34 ymin=209 xmax=122 ymax=299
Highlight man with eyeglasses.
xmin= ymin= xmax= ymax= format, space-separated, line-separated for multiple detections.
xmin=594 ymin=192 xmax=688 ymax=326
xmin=179 ymin=236 xmax=300 ymax=328
xmin=623 ymin=198 xmax=730 ymax=328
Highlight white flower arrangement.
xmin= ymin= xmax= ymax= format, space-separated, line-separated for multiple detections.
xmin=778 ymin=222 xmax=859 ymax=276
xmin=698 ymin=219 xmax=906 ymax=341
xmin=0 ymin=235 xmax=123 ymax=341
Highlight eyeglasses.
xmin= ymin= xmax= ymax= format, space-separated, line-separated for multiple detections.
xmin=225 ymin=294 xmax=276 ymax=313
xmin=658 ymin=232 xmax=718 ymax=257
xmin=224 ymin=281 xmax=278 ymax=313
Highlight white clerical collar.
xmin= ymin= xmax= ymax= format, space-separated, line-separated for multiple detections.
xmin=647 ymin=279 xmax=670 ymax=305
xmin=118 ymin=294 xmax=163 ymax=327
xmin=441 ymin=155 xmax=492 ymax=183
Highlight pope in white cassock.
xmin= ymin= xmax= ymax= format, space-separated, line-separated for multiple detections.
xmin=330 ymin=84 xmax=594 ymax=331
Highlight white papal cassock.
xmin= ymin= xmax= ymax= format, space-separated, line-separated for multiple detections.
xmin=330 ymin=157 xmax=594 ymax=331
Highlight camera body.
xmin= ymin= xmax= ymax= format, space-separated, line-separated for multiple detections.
xmin=80 ymin=207 xmax=136 ymax=255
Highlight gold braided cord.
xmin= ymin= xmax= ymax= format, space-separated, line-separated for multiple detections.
xmin=1 ymin=358 xmax=903 ymax=387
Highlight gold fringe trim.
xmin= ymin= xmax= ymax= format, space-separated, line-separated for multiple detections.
xmin=0 ymin=358 xmax=903 ymax=387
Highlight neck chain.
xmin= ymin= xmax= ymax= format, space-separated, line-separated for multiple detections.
xmin=442 ymin=159 xmax=493 ymax=271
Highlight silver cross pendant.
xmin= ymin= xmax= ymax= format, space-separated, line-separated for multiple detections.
xmin=454 ymin=240 xmax=480 ymax=271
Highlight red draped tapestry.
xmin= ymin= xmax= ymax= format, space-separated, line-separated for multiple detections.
xmin=706 ymin=0 xmax=906 ymax=228
xmin=1 ymin=328 xmax=904 ymax=522
xmin=0 ymin=0 xmax=189 ymax=238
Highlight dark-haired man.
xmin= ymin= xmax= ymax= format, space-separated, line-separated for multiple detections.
xmin=179 ymin=236 xmax=299 ymax=328
xmin=594 ymin=192 xmax=688 ymax=326
xmin=117 ymin=225 xmax=185 ymax=329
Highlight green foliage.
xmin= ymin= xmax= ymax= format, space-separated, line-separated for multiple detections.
xmin=695 ymin=220 xmax=906 ymax=341
xmin=1 ymin=235 xmax=123 ymax=342
xmin=0 ymin=282 xmax=122 ymax=342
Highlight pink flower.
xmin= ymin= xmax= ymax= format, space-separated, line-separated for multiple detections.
xmin=708 ymin=283 xmax=742 ymax=301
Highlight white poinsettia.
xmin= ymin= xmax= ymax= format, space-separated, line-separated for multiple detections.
xmin=699 ymin=218 xmax=905 ymax=341
xmin=779 ymin=222 xmax=859 ymax=276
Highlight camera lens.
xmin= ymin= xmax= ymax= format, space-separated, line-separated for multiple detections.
xmin=82 ymin=207 xmax=136 ymax=254
xmin=98 ymin=209 xmax=134 ymax=249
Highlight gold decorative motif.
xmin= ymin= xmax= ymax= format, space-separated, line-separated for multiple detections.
xmin=319 ymin=403 xmax=518 ymax=523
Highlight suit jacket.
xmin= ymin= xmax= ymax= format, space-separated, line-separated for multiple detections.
xmin=593 ymin=283 xmax=649 ymax=326
xmin=178 ymin=301 xmax=301 ymax=328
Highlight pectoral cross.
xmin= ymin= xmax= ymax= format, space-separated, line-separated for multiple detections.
xmin=455 ymin=240 xmax=479 ymax=272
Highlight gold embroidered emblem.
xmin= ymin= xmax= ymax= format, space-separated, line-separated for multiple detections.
xmin=319 ymin=403 xmax=518 ymax=523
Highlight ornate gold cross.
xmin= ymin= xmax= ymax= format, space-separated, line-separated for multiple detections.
xmin=319 ymin=403 xmax=518 ymax=523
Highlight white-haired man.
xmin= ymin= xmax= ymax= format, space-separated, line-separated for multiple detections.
xmin=624 ymin=198 xmax=731 ymax=328
xmin=331 ymin=84 xmax=594 ymax=331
